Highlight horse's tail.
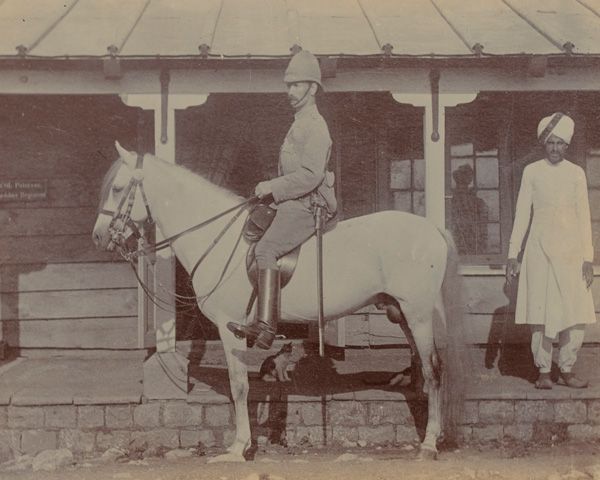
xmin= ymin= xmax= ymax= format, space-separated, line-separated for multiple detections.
xmin=438 ymin=228 xmax=468 ymax=445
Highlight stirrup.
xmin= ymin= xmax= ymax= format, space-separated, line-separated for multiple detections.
xmin=227 ymin=321 xmax=261 ymax=340
xmin=255 ymin=327 xmax=276 ymax=350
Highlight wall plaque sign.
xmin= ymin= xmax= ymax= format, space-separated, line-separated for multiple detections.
xmin=0 ymin=180 xmax=48 ymax=202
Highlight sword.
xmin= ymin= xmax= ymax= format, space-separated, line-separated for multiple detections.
xmin=315 ymin=205 xmax=326 ymax=357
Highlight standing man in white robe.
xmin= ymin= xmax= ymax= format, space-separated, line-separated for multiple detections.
xmin=506 ymin=112 xmax=595 ymax=390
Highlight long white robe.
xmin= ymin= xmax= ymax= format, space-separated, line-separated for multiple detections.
xmin=508 ymin=158 xmax=596 ymax=339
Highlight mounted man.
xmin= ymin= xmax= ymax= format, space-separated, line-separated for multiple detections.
xmin=227 ymin=50 xmax=338 ymax=349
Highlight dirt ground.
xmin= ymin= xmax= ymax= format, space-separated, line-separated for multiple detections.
xmin=1 ymin=442 xmax=599 ymax=480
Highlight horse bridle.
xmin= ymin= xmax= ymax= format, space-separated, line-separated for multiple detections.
xmin=100 ymin=154 xmax=259 ymax=307
xmin=101 ymin=154 xmax=153 ymax=258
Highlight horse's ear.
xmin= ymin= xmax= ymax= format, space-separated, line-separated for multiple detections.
xmin=115 ymin=141 xmax=137 ymax=167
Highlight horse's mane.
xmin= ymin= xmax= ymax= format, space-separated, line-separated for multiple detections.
xmin=98 ymin=158 xmax=125 ymax=214
xmin=98 ymin=154 xmax=243 ymax=214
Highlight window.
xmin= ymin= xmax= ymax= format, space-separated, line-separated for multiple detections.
xmin=445 ymin=93 xmax=511 ymax=264
xmin=448 ymin=143 xmax=500 ymax=256
xmin=446 ymin=91 xmax=600 ymax=265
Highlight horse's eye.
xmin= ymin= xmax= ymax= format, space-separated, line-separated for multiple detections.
xmin=113 ymin=185 xmax=124 ymax=194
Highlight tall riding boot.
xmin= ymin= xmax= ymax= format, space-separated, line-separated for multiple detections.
xmin=227 ymin=268 xmax=280 ymax=349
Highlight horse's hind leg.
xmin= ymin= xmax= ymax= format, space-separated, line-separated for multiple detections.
xmin=378 ymin=295 xmax=423 ymax=392
xmin=404 ymin=309 xmax=442 ymax=459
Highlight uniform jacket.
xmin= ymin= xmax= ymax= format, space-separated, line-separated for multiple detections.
xmin=508 ymin=158 xmax=596 ymax=338
xmin=270 ymin=104 xmax=337 ymax=214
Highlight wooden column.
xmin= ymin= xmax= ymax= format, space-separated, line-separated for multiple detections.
xmin=121 ymin=93 xmax=208 ymax=399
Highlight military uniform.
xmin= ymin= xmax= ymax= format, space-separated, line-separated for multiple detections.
xmin=228 ymin=50 xmax=337 ymax=350
xmin=255 ymin=104 xmax=337 ymax=270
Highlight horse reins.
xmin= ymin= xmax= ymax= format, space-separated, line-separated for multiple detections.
xmin=102 ymin=154 xmax=258 ymax=309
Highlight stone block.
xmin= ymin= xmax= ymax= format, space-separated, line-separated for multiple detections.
xmin=515 ymin=400 xmax=553 ymax=423
xmin=472 ymin=425 xmax=503 ymax=443
xmin=503 ymin=424 xmax=533 ymax=442
xmin=20 ymin=430 xmax=57 ymax=455
xmin=96 ymin=430 xmax=131 ymax=451
xmin=163 ymin=403 xmax=203 ymax=427
xmin=567 ymin=424 xmax=600 ymax=441
xmin=0 ymin=430 xmax=20 ymax=462
xmin=369 ymin=401 xmax=413 ymax=426
xmin=205 ymin=405 xmax=231 ymax=427
xmin=131 ymin=429 xmax=180 ymax=449
xmin=554 ymin=401 xmax=586 ymax=424
xmin=396 ymin=425 xmax=420 ymax=444
xmin=283 ymin=402 xmax=302 ymax=426
xmin=143 ymin=352 xmax=190 ymax=400
xmin=287 ymin=425 xmax=330 ymax=446
xmin=461 ymin=401 xmax=479 ymax=425
xmin=8 ymin=406 xmax=44 ymax=429
xmin=45 ymin=406 xmax=76 ymax=429
xmin=588 ymin=400 xmax=600 ymax=424
xmin=478 ymin=401 xmax=514 ymax=425
xmin=328 ymin=401 xmax=366 ymax=426
xmin=358 ymin=425 xmax=395 ymax=445
xmin=78 ymin=406 xmax=105 ymax=429
xmin=532 ymin=422 xmax=568 ymax=445
xmin=180 ymin=429 xmax=216 ymax=448
xmin=58 ymin=429 xmax=96 ymax=454
xmin=457 ymin=426 xmax=473 ymax=443
xmin=105 ymin=405 xmax=133 ymax=429
xmin=331 ymin=425 xmax=359 ymax=443
xmin=133 ymin=403 xmax=161 ymax=428
xmin=301 ymin=402 xmax=325 ymax=426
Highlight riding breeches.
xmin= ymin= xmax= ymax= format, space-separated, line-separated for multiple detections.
xmin=255 ymin=202 xmax=315 ymax=270
xmin=255 ymin=201 xmax=336 ymax=270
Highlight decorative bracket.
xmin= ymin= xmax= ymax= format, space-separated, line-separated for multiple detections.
xmin=429 ymin=69 xmax=441 ymax=142
xmin=160 ymin=69 xmax=170 ymax=144
xmin=563 ymin=42 xmax=575 ymax=55
xmin=382 ymin=43 xmax=393 ymax=57
xmin=16 ymin=45 xmax=28 ymax=57
xmin=199 ymin=43 xmax=210 ymax=58
xmin=472 ymin=43 xmax=484 ymax=57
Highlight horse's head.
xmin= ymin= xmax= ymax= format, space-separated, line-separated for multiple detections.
xmin=92 ymin=141 xmax=151 ymax=253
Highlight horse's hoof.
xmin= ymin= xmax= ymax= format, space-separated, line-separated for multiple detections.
xmin=207 ymin=453 xmax=246 ymax=463
xmin=416 ymin=448 xmax=438 ymax=461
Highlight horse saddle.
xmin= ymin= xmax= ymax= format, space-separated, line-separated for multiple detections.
xmin=245 ymin=243 xmax=300 ymax=289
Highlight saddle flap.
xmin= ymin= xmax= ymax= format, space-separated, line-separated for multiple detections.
xmin=246 ymin=243 xmax=300 ymax=289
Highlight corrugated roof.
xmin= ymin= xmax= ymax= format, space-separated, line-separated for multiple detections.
xmin=1 ymin=0 xmax=599 ymax=60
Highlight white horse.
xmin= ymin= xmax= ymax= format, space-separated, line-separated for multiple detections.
xmin=93 ymin=141 xmax=466 ymax=461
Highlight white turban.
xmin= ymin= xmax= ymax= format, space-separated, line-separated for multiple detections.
xmin=537 ymin=113 xmax=574 ymax=144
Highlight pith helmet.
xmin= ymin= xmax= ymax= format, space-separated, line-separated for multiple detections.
xmin=284 ymin=50 xmax=322 ymax=88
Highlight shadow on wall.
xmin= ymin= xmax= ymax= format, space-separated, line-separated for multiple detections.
xmin=484 ymin=279 xmax=537 ymax=383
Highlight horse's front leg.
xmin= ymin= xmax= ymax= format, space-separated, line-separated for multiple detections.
xmin=207 ymin=321 xmax=251 ymax=463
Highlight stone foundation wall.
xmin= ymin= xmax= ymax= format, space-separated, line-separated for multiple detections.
xmin=1 ymin=397 xmax=599 ymax=461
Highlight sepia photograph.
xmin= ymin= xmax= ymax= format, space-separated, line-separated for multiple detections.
xmin=0 ymin=1 xmax=599 ymax=479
